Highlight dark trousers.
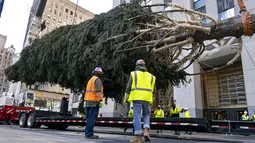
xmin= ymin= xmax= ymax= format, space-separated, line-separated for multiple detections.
xmin=85 ymin=106 xmax=99 ymax=137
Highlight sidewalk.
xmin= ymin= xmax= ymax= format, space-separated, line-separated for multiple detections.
xmin=68 ymin=126 xmax=255 ymax=143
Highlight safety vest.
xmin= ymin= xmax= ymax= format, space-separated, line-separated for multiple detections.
xmin=128 ymin=109 xmax=133 ymax=118
xmin=84 ymin=76 xmax=104 ymax=101
xmin=184 ymin=111 xmax=191 ymax=118
xmin=242 ymin=115 xmax=249 ymax=120
xmin=170 ymin=107 xmax=181 ymax=117
xmin=127 ymin=71 xmax=156 ymax=104
xmin=253 ymin=114 xmax=255 ymax=122
xmin=154 ymin=109 xmax=164 ymax=118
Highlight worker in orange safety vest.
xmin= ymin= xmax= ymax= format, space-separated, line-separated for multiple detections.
xmin=84 ymin=67 xmax=104 ymax=139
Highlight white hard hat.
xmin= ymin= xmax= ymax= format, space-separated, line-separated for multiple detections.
xmin=244 ymin=111 xmax=247 ymax=114
xmin=184 ymin=108 xmax=188 ymax=110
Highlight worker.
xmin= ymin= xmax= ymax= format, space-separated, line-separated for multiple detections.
xmin=183 ymin=108 xmax=192 ymax=135
xmin=84 ymin=67 xmax=104 ymax=139
xmin=169 ymin=101 xmax=182 ymax=136
xmin=154 ymin=105 xmax=164 ymax=133
xmin=124 ymin=59 xmax=156 ymax=143
xmin=241 ymin=111 xmax=250 ymax=120
xmin=124 ymin=107 xmax=134 ymax=133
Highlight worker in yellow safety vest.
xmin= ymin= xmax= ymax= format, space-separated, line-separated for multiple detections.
xmin=154 ymin=105 xmax=164 ymax=133
xmin=170 ymin=101 xmax=183 ymax=136
xmin=241 ymin=111 xmax=250 ymax=120
xmin=124 ymin=59 xmax=156 ymax=143
xmin=253 ymin=111 xmax=255 ymax=122
xmin=84 ymin=67 xmax=104 ymax=139
xmin=183 ymin=108 xmax=192 ymax=135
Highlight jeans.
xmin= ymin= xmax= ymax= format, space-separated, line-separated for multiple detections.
xmin=133 ymin=100 xmax=151 ymax=135
xmin=85 ymin=106 xmax=99 ymax=137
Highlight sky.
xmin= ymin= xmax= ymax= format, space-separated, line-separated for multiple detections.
xmin=0 ymin=0 xmax=113 ymax=54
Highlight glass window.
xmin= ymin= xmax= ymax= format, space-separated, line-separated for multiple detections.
xmin=202 ymin=62 xmax=247 ymax=109
xmin=193 ymin=0 xmax=206 ymax=9
xmin=65 ymin=15 xmax=68 ymax=19
xmin=49 ymin=8 xmax=52 ymax=12
xmin=54 ymin=10 xmax=57 ymax=15
xmin=70 ymin=11 xmax=73 ymax=15
xmin=219 ymin=7 xmax=235 ymax=20
xmin=55 ymin=4 xmax=58 ymax=9
xmin=59 ymin=12 xmax=62 ymax=17
xmin=217 ymin=0 xmax=234 ymax=13
xmin=65 ymin=8 xmax=69 ymax=13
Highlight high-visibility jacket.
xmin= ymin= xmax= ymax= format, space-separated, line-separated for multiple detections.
xmin=128 ymin=109 xmax=133 ymax=118
xmin=84 ymin=76 xmax=104 ymax=101
xmin=170 ymin=107 xmax=182 ymax=117
xmin=241 ymin=115 xmax=249 ymax=120
xmin=253 ymin=114 xmax=255 ymax=122
xmin=154 ymin=109 xmax=164 ymax=118
xmin=184 ymin=111 xmax=191 ymax=118
xmin=127 ymin=71 xmax=156 ymax=104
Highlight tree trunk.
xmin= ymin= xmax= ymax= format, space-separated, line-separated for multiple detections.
xmin=174 ymin=14 xmax=255 ymax=43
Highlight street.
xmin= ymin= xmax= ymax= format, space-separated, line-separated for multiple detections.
xmin=0 ymin=125 xmax=227 ymax=143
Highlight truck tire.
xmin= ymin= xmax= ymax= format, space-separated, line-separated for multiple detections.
xmin=19 ymin=113 xmax=28 ymax=128
xmin=27 ymin=113 xmax=40 ymax=128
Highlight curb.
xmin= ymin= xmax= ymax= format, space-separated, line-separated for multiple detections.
xmin=94 ymin=130 xmax=242 ymax=143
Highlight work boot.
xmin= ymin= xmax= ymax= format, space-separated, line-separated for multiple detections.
xmin=130 ymin=136 xmax=142 ymax=143
xmin=143 ymin=128 xmax=151 ymax=141
xmin=85 ymin=135 xmax=99 ymax=139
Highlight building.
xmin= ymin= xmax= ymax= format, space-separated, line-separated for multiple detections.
xmin=22 ymin=0 xmax=94 ymax=112
xmin=0 ymin=34 xmax=14 ymax=95
xmin=111 ymin=0 xmax=255 ymax=120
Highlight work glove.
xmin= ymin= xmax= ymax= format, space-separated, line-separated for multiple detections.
xmin=99 ymin=102 xmax=103 ymax=108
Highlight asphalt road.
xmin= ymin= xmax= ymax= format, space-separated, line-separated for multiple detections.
xmin=0 ymin=125 xmax=226 ymax=143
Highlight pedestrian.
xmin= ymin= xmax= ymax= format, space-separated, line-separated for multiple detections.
xmin=169 ymin=101 xmax=182 ymax=135
xmin=183 ymin=108 xmax=192 ymax=135
xmin=124 ymin=59 xmax=156 ymax=143
xmin=241 ymin=111 xmax=250 ymax=120
xmin=154 ymin=105 xmax=164 ymax=133
xmin=84 ymin=67 xmax=104 ymax=139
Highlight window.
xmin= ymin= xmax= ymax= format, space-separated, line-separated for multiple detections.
xmin=79 ymin=15 xmax=82 ymax=20
xmin=217 ymin=0 xmax=234 ymax=13
xmin=217 ymin=0 xmax=235 ymax=20
xmin=59 ymin=12 xmax=62 ymax=17
xmin=49 ymin=8 xmax=52 ymax=12
xmin=65 ymin=8 xmax=69 ymax=13
xmin=193 ymin=0 xmax=206 ymax=10
xmin=60 ymin=6 xmax=63 ymax=10
xmin=201 ymin=62 xmax=247 ymax=108
xmin=50 ymin=2 xmax=53 ymax=6
xmin=58 ymin=19 xmax=62 ymax=23
xmin=193 ymin=1 xmax=207 ymax=24
xmin=47 ymin=14 xmax=51 ymax=18
xmin=53 ymin=17 xmax=56 ymax=21
xmin=219 ymin=7 xmax=235 ymax=20
xmin=65 ymin=15 xmax=68 ymax=19
xmin=55 ymin=4 xmax=58 ymax=9
xmin=70 ymin=11 xmax=73 ymax=15
xmin=54 ymin=10 xmax=57 ymax=15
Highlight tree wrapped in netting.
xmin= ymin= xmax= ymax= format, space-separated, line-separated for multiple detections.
xmin=4 ymin=1 xmax=255 ymax=105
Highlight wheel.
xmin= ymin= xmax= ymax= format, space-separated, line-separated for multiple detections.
xmin=19 ymin=113 xmax=28 ymax=128
xmin=27 ymin=113 xmax=40 ymax=128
